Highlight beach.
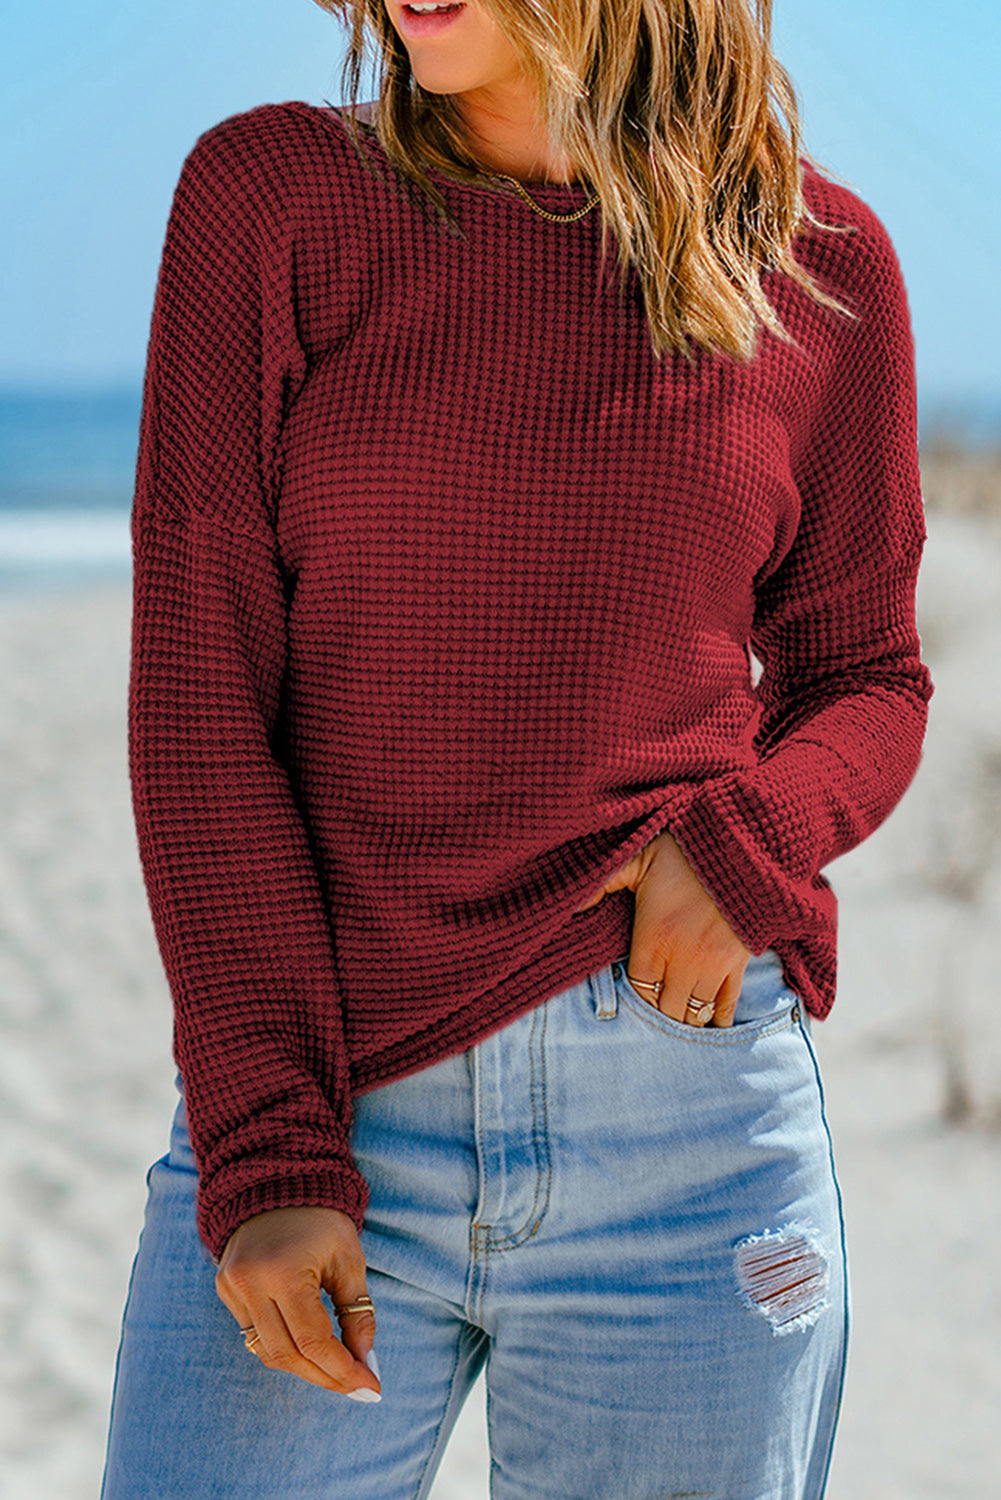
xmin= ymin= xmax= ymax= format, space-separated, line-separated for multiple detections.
xmin=2 ymin=501 xmax=1000 ymax=1498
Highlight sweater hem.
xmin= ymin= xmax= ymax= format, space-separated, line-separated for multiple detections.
xmin=346 ymin=891 xmax=834 ymax=1097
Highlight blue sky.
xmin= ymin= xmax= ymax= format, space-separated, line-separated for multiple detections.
xmin=2 ymin=0 xmax=998 ymax=418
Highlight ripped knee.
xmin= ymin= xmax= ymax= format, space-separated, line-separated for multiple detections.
xmin=734 ymin=1225 xmax=830 ymax=1336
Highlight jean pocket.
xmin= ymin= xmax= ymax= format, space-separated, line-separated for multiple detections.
xmin=611 ymin=961 xmax=800 ymax=1047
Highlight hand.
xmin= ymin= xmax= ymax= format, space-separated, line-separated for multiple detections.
xmin=574 ymin=830 xmax=751 ymax=1028
xmin=215 ymin=1205 xmax=381 ymax=1399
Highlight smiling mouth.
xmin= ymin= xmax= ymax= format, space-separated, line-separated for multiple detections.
xmin=399 ymin=4 xmax=467 ymax=31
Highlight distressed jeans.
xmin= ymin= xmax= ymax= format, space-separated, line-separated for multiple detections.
xmin=101 ymin=950 xmax=848 ymax=1499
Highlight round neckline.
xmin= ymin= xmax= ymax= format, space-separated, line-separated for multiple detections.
xmin=328 ymin=103 xmax=594 ymax=207
xmin=427 ymin=161 xmax=594 ymax=205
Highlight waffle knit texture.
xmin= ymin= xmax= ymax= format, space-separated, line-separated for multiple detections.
xmin=129 ymin=101 xmax=933 ymax=1258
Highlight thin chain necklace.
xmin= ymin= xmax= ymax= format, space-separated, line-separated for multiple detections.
xmin=491 ymin=172 xmax=600 ymax=224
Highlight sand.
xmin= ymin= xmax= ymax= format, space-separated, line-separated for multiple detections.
xmin=1 ymin=506 xmax=1000 ymax=1498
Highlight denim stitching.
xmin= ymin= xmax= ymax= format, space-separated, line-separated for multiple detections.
xmin=589 ymin=964 xmax=619 ymax=1018
xmin=792 ymin=1009 xmax=851 ymax=1498
xmin=615 ymin=975 xmax=798 ymax=1047
xmin=467 ymin=1044 xmax=490 ymax=1326
xmin=484 ymin=1002 xmax=553 ymax=1252
xmin=469 ymin=1223 xmax=486 ymax=1327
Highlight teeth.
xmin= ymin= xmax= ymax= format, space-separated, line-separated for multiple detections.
xmin=407 ymin=3 xmax=457 ymax=12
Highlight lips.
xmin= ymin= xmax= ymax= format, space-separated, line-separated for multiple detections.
xmin=399 ymin=4 xmax=466 ymax=39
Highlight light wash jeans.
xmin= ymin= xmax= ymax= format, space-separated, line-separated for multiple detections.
xmin=101 ymin=951 xmax=848 ymax=1499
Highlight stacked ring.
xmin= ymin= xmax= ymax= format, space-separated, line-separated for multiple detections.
xmin=627 ymin=972 xmax=716 ymax=1025
xmin=685 ymin=995 xmax=716 ymax=1026
xmin=238 ymin=1298 xmax=373 ymax=1356
xmin=334 ymin=1296 xmax=376 ymax=1317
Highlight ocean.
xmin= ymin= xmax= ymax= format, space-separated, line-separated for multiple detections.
xmin=0 ymin=388 xmax=139 ymax=591
xmin=2 ymin=384 xmax=998 ymax=593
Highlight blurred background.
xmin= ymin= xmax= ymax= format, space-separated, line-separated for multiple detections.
xmin=1 ymin=3 xmax=999 ymax=1496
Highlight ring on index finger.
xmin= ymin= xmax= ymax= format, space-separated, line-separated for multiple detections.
xmin=626 ymin=973 xmax=663 ymax=1001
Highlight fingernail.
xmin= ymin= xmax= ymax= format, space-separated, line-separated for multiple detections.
xmin=346 ymin=1386 xmax=381 ymax=1403
xmin=364 ymin=1348 xmax=381 ymax=1380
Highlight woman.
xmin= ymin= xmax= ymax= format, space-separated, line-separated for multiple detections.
xmin=101 ymin=1 xmax=933 ymax=1495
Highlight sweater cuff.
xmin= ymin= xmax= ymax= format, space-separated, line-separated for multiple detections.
xmin=667 ymin=773 xmax=836 ymax=959
xmin=197 ymin=1163 xmax=371 ymax=1263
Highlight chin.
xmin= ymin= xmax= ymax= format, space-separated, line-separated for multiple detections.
xmin=407 ymin=64 xmax=479 ymax=96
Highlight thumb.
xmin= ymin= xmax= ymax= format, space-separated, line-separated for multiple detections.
xmin=323 ymin=1246 xmax=379 ymax=1383
xmin=574 ymin=853 xmax=644 ymax=913
xmin=573 ymin=885 xmax=607 ymax=914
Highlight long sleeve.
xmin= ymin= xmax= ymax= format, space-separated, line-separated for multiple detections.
xmin=667 ymin=204 xmax=934 ymax=1015
xmin=128 ymin=118 xmax=369 ymax=1260
xmin=127 ymin=100 xmax=933 ymax=1163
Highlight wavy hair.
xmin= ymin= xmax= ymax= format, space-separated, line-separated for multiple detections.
xmin=313 ymin=0 xmax=855 ymax=362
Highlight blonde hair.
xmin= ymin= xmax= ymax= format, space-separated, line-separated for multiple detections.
xmin=314 ymin=0 xmax=855 ymax=362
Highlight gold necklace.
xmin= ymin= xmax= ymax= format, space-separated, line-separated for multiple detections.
xmin=492 ymin=172 xmax=600 ymax=224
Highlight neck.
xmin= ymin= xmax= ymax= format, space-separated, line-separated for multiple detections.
xmin=451 ymin=83 xmax=578 ymax=185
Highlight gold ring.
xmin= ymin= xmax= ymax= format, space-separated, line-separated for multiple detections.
xmin=626 ymin=973 xmax=664 ymax=999
xmin=685 ymin=995 xmax=716 ymax=1025
xmin=334 ymin=1296 xmax=376 ymax=1316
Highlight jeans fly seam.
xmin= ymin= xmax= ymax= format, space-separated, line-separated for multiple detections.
xmin=484 ymin=1002 xmax=552 ymax=1252
xmin=469 ymin=1228 xmax=487 ymax=1326
xmin=102 ymin=991 xmax=847 ymax=1495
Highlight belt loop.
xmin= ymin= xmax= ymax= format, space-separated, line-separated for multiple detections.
xmin=589 ymin=963 xmax=619 ymax=1020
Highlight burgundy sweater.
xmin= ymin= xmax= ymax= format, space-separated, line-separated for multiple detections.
xmin=130 ymin=100 xmax=933 ymax=1258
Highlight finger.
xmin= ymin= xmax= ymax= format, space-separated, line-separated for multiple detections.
xmin=324 ymin=1259 xmax=380 ymax=1386
xmin=627 ymin=893 xmax=701 ymax=1022
xmin=710 ymin=965 xmax=745 ymax=1029
xmin=214 ymin=1272 xmax=253 ymax=1333
xmin=282 ymin=1284 xmax=380 ymax=1399
xmin=218 ymin=1256 xmax=378 ymax=1398
xmin=233 ymin=1291 xmax=332 ymax=1387
xmin=627 ymin=893 xmax=744 ymax=1025
xmin=242 ymin=1285 xmax=377 ymax=1398
xmin=622 ymin=951 xmax=669 ymax=1013
xmin=214 ymin=1280 xmax=264 ymax=1355
xmin=626 ymin=937 xmax=684 ymax=1022
xmin=656 ymin=952 xmax=727 ymax=1028
xmin=572 ymin=885 xmax=606 ymax=914
xmin=575 ymin=852 xmax=646 ymax=915
xmin=683 ymin=991 xmax=717 ymax=1027
xmin=333 ymin=1298 xmax=379 ymax=1375
xmin=646 ymin=945 xmax=701 ymax=1024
